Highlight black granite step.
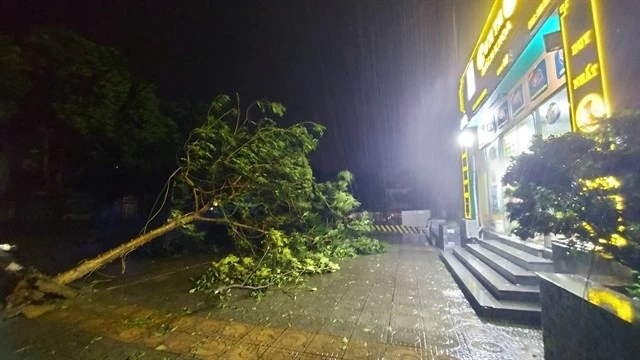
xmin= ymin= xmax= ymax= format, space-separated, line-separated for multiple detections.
xmin=440 ymin=251 xmax=541 ymax=325
xmin=453 ymin=247 xmax=539 ymax=302
xmin=466 ymin=244 xmax=540 ymax=285
xmin=478 ymin=239 xmax=554 ymax=272
xmin=482 ymin=229 xmax=553 ymax=259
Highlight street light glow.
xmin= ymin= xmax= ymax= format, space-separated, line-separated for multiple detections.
xmin=458 ymin=130 xmax=475 ymax=148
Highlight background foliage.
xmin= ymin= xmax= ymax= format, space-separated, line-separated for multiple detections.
xmin=0 ymin=29 xmax=178 ymax=209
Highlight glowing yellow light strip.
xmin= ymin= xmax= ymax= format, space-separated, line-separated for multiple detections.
xmin=591 ymin=0 xmax=612 ymax=115
xmin=461 ymin=150 xmax=472 ymax=219
xmin=459 ymin=74 xmax=467 ymax=114
xmin=472 ymin=89 xmax=488 ymax=111
xmin=559 ymin=1 xmax=578 ymax=132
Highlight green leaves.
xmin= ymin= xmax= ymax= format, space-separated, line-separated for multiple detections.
xmin=255 ymin=100 xmax=286 ymax=117
xmin=270 ymin=102 xmax=286 ymax=117
xmin=503 ymin=113 xmax=640 ymax=278
xmin=176 ymin=96 xmax=385 ymax=297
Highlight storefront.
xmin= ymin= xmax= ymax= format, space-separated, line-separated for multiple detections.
xmin=457 ymin=0 xmax=639 ymax=243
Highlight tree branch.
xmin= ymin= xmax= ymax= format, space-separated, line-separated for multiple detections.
xmin=140 ymin=167 xmax=181 ymax=235
xmin=242 ymin=245 xmax=269 ymax=286
xmin=194 ymin=215 xmax=267 ymax=234
xmin=214 ymin=284 xmax=269 ymax=294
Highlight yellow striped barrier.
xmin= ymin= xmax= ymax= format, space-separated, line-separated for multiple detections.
xmin=372 ymin=225 xmax=427 ymax=234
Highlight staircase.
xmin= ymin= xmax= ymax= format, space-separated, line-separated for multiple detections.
xmin=440 ymin=236 xmax=553 ymax=325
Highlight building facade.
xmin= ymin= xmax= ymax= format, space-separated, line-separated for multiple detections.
xmin=458 ymin=0 xmax=640 ymax=243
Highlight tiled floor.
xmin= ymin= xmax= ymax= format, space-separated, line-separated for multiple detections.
xmin=0 ymin=235 xmax=544 ymax=359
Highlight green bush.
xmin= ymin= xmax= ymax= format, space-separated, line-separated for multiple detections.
xmin=503 ymin=112 xmax=640 ymax=295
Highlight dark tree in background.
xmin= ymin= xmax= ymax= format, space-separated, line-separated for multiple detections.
xmin=0 ymin=29 xmax=178 ymax=216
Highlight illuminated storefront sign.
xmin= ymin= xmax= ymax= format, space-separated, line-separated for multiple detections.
xmin=476 ymin=8 xmax=514 ymax=76
xmin=458 ymin=0 xmax=560 ymax=119
xmin=528 ymin=0 xmax=552 ymax=30
xmin=461 ymin=150 xmax=475 ymax=219
xmin=575 ymin=92 xmax=606 ymax=132
xmin=496 ymin=53 xmax=511 ymax=75
xmin=559 ymin=0 xmax=611 ymax=132
xmin=572 ymin=63 xmax=599 ymax=90
xmin=474 ymin=0 xmax=518 ymax=75
xmin=571 ymin=30 xmax=593 ymax=56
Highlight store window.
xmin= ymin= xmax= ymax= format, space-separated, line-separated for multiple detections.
xmin=485 ymin=138 xmax=506 ymax=232
xmin=501 ymin=115 xmax=536 ymax=232
xmin=538 ymin=89 xmax=571 ymax=138
xmin=503 ymin=115 xmax=536 ymax=159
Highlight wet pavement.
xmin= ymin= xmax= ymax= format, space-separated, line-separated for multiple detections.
xmin=1 ymin=235 xmax=543 ymax=359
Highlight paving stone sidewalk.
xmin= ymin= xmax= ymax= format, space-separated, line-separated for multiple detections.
xmin=0 ymin=236 xmax=543 ymax=359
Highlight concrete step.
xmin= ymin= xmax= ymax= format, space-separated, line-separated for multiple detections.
xmin=482 ymin=228 xmax=553 ymax=259
xmin=478 ymin=239 xmax=554 ymax=272
xmin=466 ymin=244 xmax=540 ymax=285
xmin=453 ymin=247 xmax=539 ymax=302
xmin=440 ymin=251 xmax=541 ymax=325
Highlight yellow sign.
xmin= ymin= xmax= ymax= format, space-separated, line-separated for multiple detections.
xmin=528 ymin=0 xmax=552 ymax=30
xmin=476 ymin=0 xmax=517 ymax=76
xmin=459 ymin=63 xmax=469 ymax=113
xmin=572 ymin=63 xmax=600 ymax=90
xmin=496 ymin=53 xmax=511 ymax=75
xmin=571 ymin=30 xmax=594 ymax=56
xmin=560 ymin=0 xmax=611 ymax=132
xmin=459 ymin=82 xmax=466 ymax=113
xmin=575 ymin=93 xmax=605 ymax=132
xmin=461 ymin=151 xmax=473 ymax=219
xmin=458 ymin=0 xmax=563 ymax=116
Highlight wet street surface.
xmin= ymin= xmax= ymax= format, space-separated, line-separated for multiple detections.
xmin=1 ymin=236 xmax=543 ymax=359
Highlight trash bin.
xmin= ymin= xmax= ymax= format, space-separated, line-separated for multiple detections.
xmin=444 ymin=223 xmax=461 ymax=247
xmin=438 ymin=222 xmax=461 ymax=249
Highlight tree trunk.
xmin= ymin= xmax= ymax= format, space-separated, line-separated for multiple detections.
xmin=53 ymin=213 xmax=198 ymax=285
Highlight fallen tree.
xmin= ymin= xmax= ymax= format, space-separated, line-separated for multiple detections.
xmin=3 ymin=95 xmax=383 ymax=311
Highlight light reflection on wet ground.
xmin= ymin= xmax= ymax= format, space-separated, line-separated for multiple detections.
xmin=1 ymin=234 xmax=543 ymax=359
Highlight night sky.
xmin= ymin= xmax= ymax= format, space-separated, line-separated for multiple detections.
xmin=1 ymin=0 xmax=490 ymax=213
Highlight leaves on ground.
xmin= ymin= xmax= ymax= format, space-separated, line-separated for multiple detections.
xmin=123 ymin=316 xmax=153 ymax=328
